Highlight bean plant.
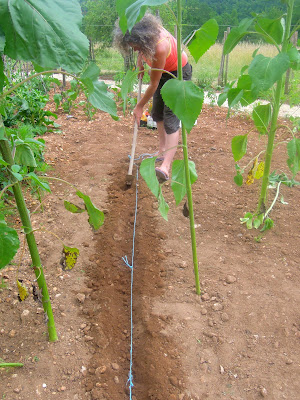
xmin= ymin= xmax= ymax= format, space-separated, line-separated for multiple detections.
xmin=117 ymin=0 xmax=220 ymax=295
xmin=0 ymin=0 xmax=118 ymax=341
xmin=218 ymin=0 xmax=300 ymax=231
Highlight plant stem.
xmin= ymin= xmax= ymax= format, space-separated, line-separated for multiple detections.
xmin=0 ymin=124 xmax=57 ymax=342
xmin=257 ymin=0 xmax=294 ymax=214
xmin=0 ymin=363 xmax=23 ymax=368
xmin=177 ymin=0 xmax=201 ymax=295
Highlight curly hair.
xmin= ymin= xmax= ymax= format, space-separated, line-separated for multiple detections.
xmin=113 ymin=13 xmax=162 ymax=60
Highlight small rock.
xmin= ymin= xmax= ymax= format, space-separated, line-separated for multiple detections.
xmin=13 ymin=388 xmax=21 ymax=394
xmin=111 ymin=363 xmax=120 ymax=371
xmin=114 ymin=376 xmax=119 ymax=384
xmin=113 ymin=233 xmax=122 ymax=242
xmin=169 ymin=376 xmax=178 ymax=387
xmin=220 ymin=365 xmax=225 ymax=374
xmin=84 ymin=336 xmax=94 ymax=342
xmin=221 ymin=312 xmax=229 ymax=322
xmin=286 ymin=359 xmax=293 ymax=365
xmin=9 ymin=330 xmax=16 ymax=338
xmin=225 ymin=275 xmax=237 ymax=284
xmin=260 ymin=387 xmax=268 ymax=397
xmin=60 ymin=386 xmax=66 ymax=392
xmin=76 ymin=293 xmax=86 ymax=303
xmin=212 ymin=303 xmax=223 ymax=311
xmin=201 ymin=308 xmax=208 ymax=315
xmin=95 ymin=366 xmax=107 ymax=376
xmin=20 ymin=310 xmax=30 ymax=322
xmin=201 ymin=293 xmax=210 ymax=301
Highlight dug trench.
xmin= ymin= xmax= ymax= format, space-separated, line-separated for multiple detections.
xmin=81 ymin=167 xmax=191 ymax=400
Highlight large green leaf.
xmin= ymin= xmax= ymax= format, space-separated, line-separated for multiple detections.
xmin=158 ymin=191 xmax=169 ymax=221
xmin=287 ymin=138 xmax=300 ymax=177
xmin=161 ymin=80 xmax=204 ymax=133
xmin=14 ymin=144 xmax=37 ymax=167
xmin=0 ymin=0 xmax=89 ymax=73
xmin=223 ymin=18 xmax=254 ymax=55
xmin=171 ymin=160 xmax=197 ymax=206
xmin=232 ymin=135 xmax=248 ymax=162
xmin=227 ymin=88 xmax=244 ymax=109
xmin=0 ymin=220 xmax=20 ymax=270
xmin=0 ymin=26 xmax=5 ymax=52
xmin=140 ymin=157 xmax=169 ymax=220
xmin=236 ymin=75 xmax=257 ymax=106
xmin=252 ymin=104 xmax=272 ymax=135
xmin=125 ymin=0 xmax=167 ymax=32
xmin=287 ymin=44 xmax=300 ymax=71
xmin=255 ymin=17 xmax=284 ymax=45
xmin=80 ymin=63 xmax=101 ymax=92
xmin=116 ymin=0 xmax=143 ymax=34
xmin=64 ymin=201 xmax=85 ymax=214
xmin=188 ymin=19 xmax=219 ymax=63
xmin=121 ymin=70 xmax=138 ymax=114
xmin=248 ymin=53 xmax=290 ymax=94
xmin=140 ymin=157 xmax=160 ymax=198
xmin=76 ymin=191 xmax=104 ymax=230
xmin=88 ymin=81 xmax=118 ymax=118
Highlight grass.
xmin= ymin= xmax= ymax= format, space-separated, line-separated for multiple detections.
xmin=189 ymin=42 xmax=279 ymax=87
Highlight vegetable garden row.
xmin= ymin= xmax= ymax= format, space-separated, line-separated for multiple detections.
xmin=0 ymin=0 xmax=299 ymax=380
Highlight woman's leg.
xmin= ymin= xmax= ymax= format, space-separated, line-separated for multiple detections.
xmin=158 ymin=129 xmax=180 ymax=177
xmin=157 ymin=121 xmax=166 ymax=154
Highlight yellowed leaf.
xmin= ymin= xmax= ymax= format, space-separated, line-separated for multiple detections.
xmin=61 ymin=246 xmax=80 ymax=271
xmin=254 ymin=161 xmax=264 ymax=179
xmin=17 ymin=280 xmax=29 ymax=302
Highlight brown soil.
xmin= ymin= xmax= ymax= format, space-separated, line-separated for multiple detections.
xmin=1 ymin=100 xmax=300 ymax=400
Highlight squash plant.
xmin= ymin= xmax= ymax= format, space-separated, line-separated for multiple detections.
xmin=116 ymin=0 xmax=219 ymax=295
xmin=218 ymin=0 xmax=300 ymax=231
xmin=0 ymin=0 xmax=117 ymax=341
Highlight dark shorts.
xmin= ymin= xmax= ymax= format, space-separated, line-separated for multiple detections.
xmin=152 ymin=62 xmax=192 ymax=134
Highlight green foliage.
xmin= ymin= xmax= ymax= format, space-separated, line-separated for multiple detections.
xmin=161 ymin=80 xmax=204 ymax=133
xmin=171 ymin=160 xmax=197 ymax=205
xmin=0 ymin=0 xmax=89 ymax=73
xmin=0 ymin=216 xmax=20 ymax=270
xmin=220 ymin=1 xmax=299 ymax=231
xmin=231 ymin=134 xmax=248 ymax=162
xmin=287 ymin=138 xmax=300 ymax=178
xmin=2 ymin=78 xmax=58 ymax=130
xmin=248 ymin=53 xmax=290 ymax=96
xmin=82 ymin=0 xmax=118 ymax=48
xmin=76 ymin=191 xmax=105 ymax=230
xmin=252 ymin=104 xmax=272 ymax=134
xmin=187 ymin=19 xmax=219 ymax=63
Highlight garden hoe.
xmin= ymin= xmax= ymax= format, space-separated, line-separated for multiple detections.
xmin=126 ymin=76 xmax=142 ymax=187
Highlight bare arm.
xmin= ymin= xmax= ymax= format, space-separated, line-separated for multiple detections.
xmin=133 ymin=45 xmax=167 ymax=123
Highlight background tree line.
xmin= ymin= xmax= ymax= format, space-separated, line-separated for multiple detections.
xmin=79 ymin=0 xmax=299 ymax=49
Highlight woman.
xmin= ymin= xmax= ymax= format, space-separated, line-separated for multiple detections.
xmin=114 ymin=13 xmax=192 ymax=182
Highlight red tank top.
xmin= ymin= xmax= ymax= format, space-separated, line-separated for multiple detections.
xmin=144 ymin=28 xmax=188 ymax=72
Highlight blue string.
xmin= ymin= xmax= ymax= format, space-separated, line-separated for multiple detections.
xmin=128 ymin=152 xmax=159 ymax=162
xmin=122 ymin=166 xmax=139 ymax=399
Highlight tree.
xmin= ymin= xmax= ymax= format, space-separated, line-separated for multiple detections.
xmin=82 ymin=0 xmax=118 ymax=49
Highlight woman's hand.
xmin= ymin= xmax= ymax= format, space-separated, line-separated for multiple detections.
xmin=133 ymin=104 xmax=144 ymax=124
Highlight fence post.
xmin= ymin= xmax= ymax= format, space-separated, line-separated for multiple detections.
xmin=218 ymin=29 xmax=229 ymax=87
xmin=224 ymin=27 xmax=231 ymax=85
xmin=284 ymin=31 xmax=298 ymax=94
